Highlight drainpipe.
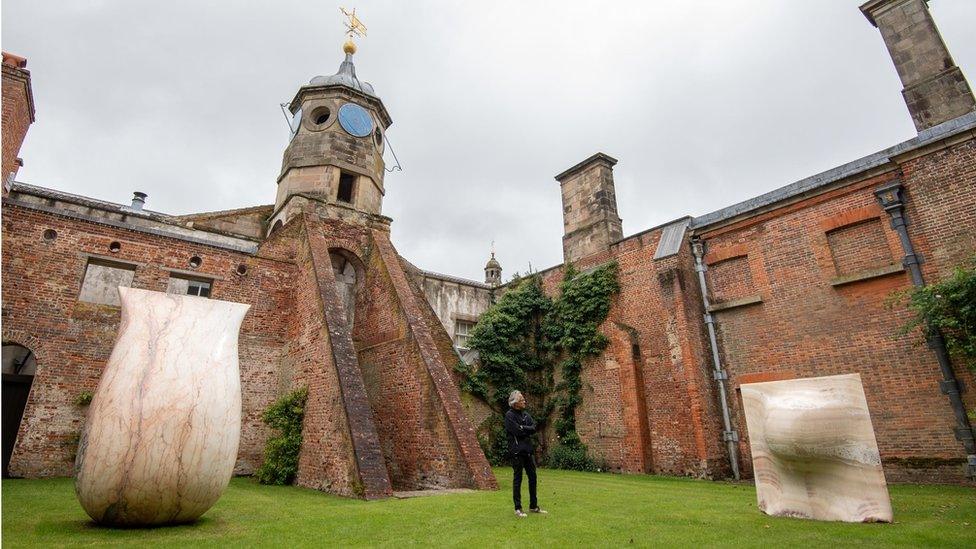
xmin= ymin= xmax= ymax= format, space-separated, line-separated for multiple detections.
xmin=691 ymin=237 xmax=740 ymax=480
xmin=875 ymin=180 xmax=976 ymax=479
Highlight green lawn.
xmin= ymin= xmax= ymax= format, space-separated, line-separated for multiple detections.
xmin=3 ymin=468 xmax=974 ymax=547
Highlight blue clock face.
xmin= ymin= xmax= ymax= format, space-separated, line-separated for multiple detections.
xmin=338 ymin=103 xmax=374 ymax=137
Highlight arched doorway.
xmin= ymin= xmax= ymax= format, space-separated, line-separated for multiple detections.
xmin=330 ymin=249 xmax=361 ymax=328
xmin=2 ymin=343 xmax=36 ymax=478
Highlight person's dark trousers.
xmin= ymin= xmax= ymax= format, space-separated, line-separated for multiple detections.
xmin=512 ymin=452 xmax=537 ymax=511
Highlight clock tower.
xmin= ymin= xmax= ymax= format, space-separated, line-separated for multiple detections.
xmin=260 ymin=24 xmax=497 ymax=499
xmin=268 ymin=40 xmax=392 ymax=234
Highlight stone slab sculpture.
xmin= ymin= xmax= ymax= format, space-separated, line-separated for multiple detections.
xmin=75 ymin=287 xmax=250 ymax=526
xmin=740 ymin=373 xmax=893 ymax=523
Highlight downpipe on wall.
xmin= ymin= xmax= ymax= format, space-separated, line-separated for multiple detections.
xmin=690 ymin=238 xmax=741 ymax=480
xmin=875 ymin=181 xmax=976 ymax=479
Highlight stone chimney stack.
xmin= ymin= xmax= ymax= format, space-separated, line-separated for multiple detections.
xmin=1 ymin=52 xmax=35 ymax=195
xmin=860 ymin=0 xmax=976 ymax=132
xmin=555 ymin=152 xmax=623 ymax=264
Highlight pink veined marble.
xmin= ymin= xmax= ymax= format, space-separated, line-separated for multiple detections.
xmin=75 ymin=287 xmax=250 ymax=526
xmin=740 ymin=373 xmax=893 ymax=523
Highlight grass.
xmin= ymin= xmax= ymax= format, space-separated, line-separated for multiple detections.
xmin=3 ymin=468 xmax=974 ymax=547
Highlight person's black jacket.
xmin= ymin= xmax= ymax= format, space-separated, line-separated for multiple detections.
xmin=505 ymin=408 xmax=537 ymax=456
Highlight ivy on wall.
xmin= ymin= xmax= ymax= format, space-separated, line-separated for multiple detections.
xmin=898 ymin=257 xmax=976 ymax=372
xmin=257 ymin=386 xmax=308 ymax=485
xmin=456 ymin=262 xmax=619 ymax=470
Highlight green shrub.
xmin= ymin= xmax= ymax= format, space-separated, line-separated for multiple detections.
xmin=548 ymin=437 xmax=598 ymax=472
xmin=256 ymin=386 xmax=308 ymax=485
xmin=476 ymin=415 xmax=512 ymax=466
xmin=900 ymin=258 xmax=976 ymax=371
xmin=74 ymin=391 xmax=94 ymax=406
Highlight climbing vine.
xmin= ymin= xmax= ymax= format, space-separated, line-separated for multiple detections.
xmin=896 ymin=257 xmax=976 ymax=372
xmin=457 ymin=262 xmax=619 ymax=470
xmin=256 ymin=386 xmax=308 ymax=485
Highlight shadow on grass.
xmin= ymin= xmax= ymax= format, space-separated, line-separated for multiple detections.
xmin=37 ymin=516 xmax=221 ymax=537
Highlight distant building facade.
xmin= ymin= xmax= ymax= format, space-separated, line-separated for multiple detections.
xmin=2 ymin=0 xmax=974 ymax=487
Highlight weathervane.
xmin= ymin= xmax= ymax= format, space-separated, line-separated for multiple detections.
xmin=340 ymin=7 xmax=367 ymax=54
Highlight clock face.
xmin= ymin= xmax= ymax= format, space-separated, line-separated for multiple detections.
xmin=338 ymin=103 xmax=374 ymax=137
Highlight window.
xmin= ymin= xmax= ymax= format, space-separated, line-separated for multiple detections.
xmin=309 ymin=106 xmax=330 ymax=128
xmin=455 ymin=320 xmax=475 ymax=350
xmin=166 ymin=275 xmax=212 ymax=298
xmin=78 ymin=259 xmax=136 ymax=306
xmin=337 ymin=172 xmax=356 ymax=204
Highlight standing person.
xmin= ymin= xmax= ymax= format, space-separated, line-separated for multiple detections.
xmin=505 ymin=390 xmax=547 ymax=517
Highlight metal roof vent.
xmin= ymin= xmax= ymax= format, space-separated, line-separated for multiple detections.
xmin=130 ymin=191 xmax=147 ymax=211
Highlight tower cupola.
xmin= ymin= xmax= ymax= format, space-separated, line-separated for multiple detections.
xmin=268 ymin=43 xmax=392 ymax=234
xmin=484 ymin=252 xmax=502 ymax=286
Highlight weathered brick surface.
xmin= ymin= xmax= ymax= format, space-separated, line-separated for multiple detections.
xmin=534 ymin=132 xmax=976 ymax=484
xmin=1 ymin=199 xmax=498 ymax=495
xmin=1 ymin=57 xmax=33 ymax=188
xmin=1 ymin=204 xmax=292 ymax=477
xmin=0 ymin=50 xmax=497 ymax=496
xmin=273 ymin=212 xmax=495 ymax=495
xmin=537 ymin=227 xmax=726 ymax=478
xmin=285 ymin=215 xmax=391 ymax=498
xmin=371 ymin=230 xmax=496 ymax=490
xmin=696 ymin=139 xmax=976 ymax=483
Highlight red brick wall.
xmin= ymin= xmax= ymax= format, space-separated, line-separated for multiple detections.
xmin=537 ymin=228 xmax=727 ymax=478
xmin=696 ymin=138 xmax=976 ymax=483
xmin=2 ymin=202 xmax=496 ymax=496
xmin=1 ymin=204 xmax=293 ymax=477
xmin=1 ymin=61 xmax=33 ymax=187
xmin=283 ymin=214 xmax=494 ymax=495
xmin=287 ymin=217 xmax=390 ymax=498
xmin=522 ymin=134 xmax=975 ymax=485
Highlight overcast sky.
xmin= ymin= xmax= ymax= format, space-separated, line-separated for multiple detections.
xmin=4 ymin=1 xmax=975 ymax=281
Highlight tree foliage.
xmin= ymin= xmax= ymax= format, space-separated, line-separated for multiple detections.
xmin=460 ymin=262 xmax=619 ymax=470
xmin=256 ymin=386 xmax=308 ymax=485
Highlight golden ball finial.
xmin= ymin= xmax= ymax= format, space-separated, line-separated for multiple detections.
xmin=343 ymin=39 xmax=357 ymax=55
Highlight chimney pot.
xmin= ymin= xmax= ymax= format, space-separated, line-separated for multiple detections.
xmin=131 ymin=191 xmax=147 ymax=211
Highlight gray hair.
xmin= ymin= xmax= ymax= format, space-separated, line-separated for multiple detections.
xmin=508 ymin=390 xmax=523 ymax=408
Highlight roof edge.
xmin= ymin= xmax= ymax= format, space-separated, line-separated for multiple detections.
xmin=690 ymin=110 xmax=976 ymax=230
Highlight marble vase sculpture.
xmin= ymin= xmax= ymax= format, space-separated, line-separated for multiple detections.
xmin=75 ymin=287 xmax=250 ymax=526
xmin=740 ymin=373 xmax=893 ymax=523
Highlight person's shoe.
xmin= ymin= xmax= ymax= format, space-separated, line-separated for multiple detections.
xmin=530 ymin=507 xmax=548 ymax=514
xmin=514 ymin=509 xmax=528 ymax=518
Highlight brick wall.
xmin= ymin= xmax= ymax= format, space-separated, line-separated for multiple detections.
xmin=695 ymin=137 xmax=976 ymax=483
xmin=536 ymin=226 xmax=727 ymax=478
xmin=514 ymin=132 xmax=975 ymax=485
xmin=1 ymin=203 xmax=292 ymax=477
xmin=1 ymin=56 xmax=34 ymax=188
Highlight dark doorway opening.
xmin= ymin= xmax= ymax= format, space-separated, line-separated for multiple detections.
xmin=2 ymin=343 xmax=36 ymax=478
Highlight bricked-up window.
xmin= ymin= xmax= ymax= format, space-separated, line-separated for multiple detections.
xmin=337 ymin=172 xmax=355 ymax=204
xmin=78 ymin=259 xmax=136 ymax=306
xmin=455 ymin=320 xmax=475 ymax=350
xmin=708 ymin=255 xmax=755 ymax=303
xmin=826 ymin=218 xmax=892 ymax=277
xmin=166 ymin=275 xmax=212 ymax=298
